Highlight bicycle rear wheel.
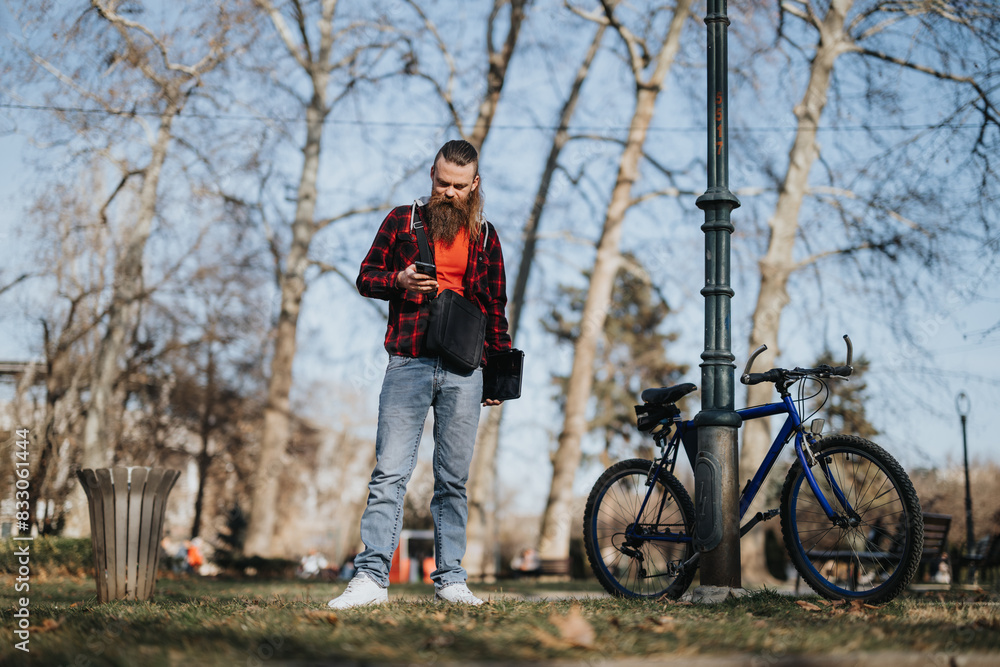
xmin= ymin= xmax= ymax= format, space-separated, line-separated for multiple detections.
xmin=781 ymin=435 xmax=923 ymax=604
xmin=583 ymin=458 xmax=696 ymax=599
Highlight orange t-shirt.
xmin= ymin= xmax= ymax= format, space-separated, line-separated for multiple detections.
xmin=434 ymin=228 xmax=469 ymax=295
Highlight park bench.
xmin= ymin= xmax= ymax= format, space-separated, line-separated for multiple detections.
xmin=511 ymin=557 xmax=571 ymax=580
xmin=916 ymin=513 xmax=951 ymax=582
xmin=956 ymin=532 xmax=1000 ymax=584
xmin=792 ymin=512 xmax=951 ymax=592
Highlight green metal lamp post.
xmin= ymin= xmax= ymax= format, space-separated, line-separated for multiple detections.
xmin=694 ymin=0 xmax=742 ymax=587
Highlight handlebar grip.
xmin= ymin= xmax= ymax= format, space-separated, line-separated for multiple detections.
xmin=830 ymin=365 xmax=852 ymax=377
xmin=741 ymin=369 xmax=783 ymax=385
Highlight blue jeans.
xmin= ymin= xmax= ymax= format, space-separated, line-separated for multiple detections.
xmin=355 ymin=355 xmax=482 ymax=588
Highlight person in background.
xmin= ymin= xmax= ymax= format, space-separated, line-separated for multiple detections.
xmin=298 ymin=548 xmax=331 ymax=579
xmin=511 ymin=547 xmax=540 ymax=576
xmin=185 ymin=538 xmax=204 ymax=575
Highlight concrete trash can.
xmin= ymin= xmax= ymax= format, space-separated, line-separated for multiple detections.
xmin=76 ymin=467 xmax=180 ymax=602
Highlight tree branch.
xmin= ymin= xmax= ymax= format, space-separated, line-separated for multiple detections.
xmin=99 ymin=169 xmax=142 ymax=226
xmin=255 ymin=0 xmax=312 ymax=71
xmin=629 ymin=187 xmax=699 ymax=208
xmin=853 ymin=45 xmax=1000 ymax=119
xmin=563 ymin=0 xmax=609 ymax=26
xmin=314 ymin=203 xmax=387 ymax=232
xmin=779 ymin=0 xmax=813 ymax=27
xmin=468 ymin=0 xmax=528 ymax=149
xmin=91 ymin=0 xmax=172 ymax=86
xmin=599 ymin=0 xmax=646 ymax=81
xmin=0 ymin=272 xmax=32 ymax=298
xmin=794 ymin=240 xmax=885 ymax=272
xmin=292 ymin=0 xmax=315 ymax=64
xmin=310 ymin=259 xmax=388 ymax=321
xmin=403 ymin=0 xmax=462 ymax=135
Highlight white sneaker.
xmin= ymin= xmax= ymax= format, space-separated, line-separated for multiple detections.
xmin=327 ymin=572 xmax=388 ymax=609
xmin=435 ymin=582 xmax=484 ymax=606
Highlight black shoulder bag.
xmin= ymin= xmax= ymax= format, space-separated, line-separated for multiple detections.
xmin=412 ymin=205 xmax=487 ymax=374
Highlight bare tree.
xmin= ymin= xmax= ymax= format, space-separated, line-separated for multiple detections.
xmin=4 ymin=0 xmax=255 ymax=533
xmin=738 ymin=0 xmax=1000 ymax=582
xmin=466 ymin=21 xmax=607 ymax=580
xmin=242 ymin=0 xmax=401 ymax=557
xmin=30 ymin=168 xmax=111 ymax=533
xmin=401 ymin=0 xmax=529 ymax=152
xmin=82 ymin=1 xmax=247 ymax=468
xmin=149 ymin=253 xmax=270 ymax=540
xmin=536 ymin=0 xmax=695 ymax=569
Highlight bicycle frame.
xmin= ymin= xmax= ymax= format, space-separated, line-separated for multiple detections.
xmin=632 ymin=393 xmax=855 ymax=546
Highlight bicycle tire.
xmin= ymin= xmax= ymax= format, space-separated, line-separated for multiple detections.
xmin=780 ymin=434 xmax=923 ymax=604
xmin=583 ymin=458 xmax=696 ymax=599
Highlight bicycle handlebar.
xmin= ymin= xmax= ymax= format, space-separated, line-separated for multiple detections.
xmin=740 ymin=335 xmax=854 ymax=386
xmin=742 ymin=343 xmax=768 ymax=379
xmin=743 ymin=368 xmax=783 ymax=386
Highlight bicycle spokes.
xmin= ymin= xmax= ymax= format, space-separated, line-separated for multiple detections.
xmin=782 ymin=436 xmax=922 ymax=603
xmin=584 ymin=459 xmax=697 ymax=599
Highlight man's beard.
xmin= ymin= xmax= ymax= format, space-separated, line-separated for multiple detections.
xmin=426 ymin=192 xmax=473 ymax=245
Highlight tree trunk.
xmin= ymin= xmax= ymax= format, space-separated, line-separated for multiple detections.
xmin=465 ymin=408 xmax=502 ymax=580
xmin=537 ymin=0 xmax=692 ymax=566
xmin=192 ymin=448 xmax=211 ymax=540
xmin=464 ymin=24 xmax=606 ymax=581
xmin=739 ymin=0 xmax=851 ymax=584
xmin=35 ymin=314 xmax=88 ymax=535
xmin=192 ymin=343 xmax=217 ymax=540
xmin=244 ymin=93 xmax=327 ymax=557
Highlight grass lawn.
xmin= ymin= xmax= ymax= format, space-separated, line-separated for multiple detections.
xmin=2 ymin=574 xmax=998 ymax=666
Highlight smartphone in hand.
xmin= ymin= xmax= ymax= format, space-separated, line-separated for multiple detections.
xmin=414 ymin=261 xmax=436 ymax=277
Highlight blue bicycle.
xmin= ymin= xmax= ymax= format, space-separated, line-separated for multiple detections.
xmin=583 ymin=336 xmax=924 ymax=603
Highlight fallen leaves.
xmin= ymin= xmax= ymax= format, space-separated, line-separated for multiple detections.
xmin=795 ymin=598 xmax=880 ymax=615
xmin=303 ymin=610 xmax=339 ymax=626
xmin=534 ymin=604 xmax=596 ymax=649
xmin=649 ymin=615 xmax=677 ymax=633
xmin=27 ymin=618 xmax=62 ymax=633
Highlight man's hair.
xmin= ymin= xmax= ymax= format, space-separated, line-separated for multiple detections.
xmin=435 ymin=139 xmax=479 ymax=173
xmin=434 ymin=140 xmax=484 ymax=238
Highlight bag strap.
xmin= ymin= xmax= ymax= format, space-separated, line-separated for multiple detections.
xmin=410 ymin=201 xmax=434 ymax=265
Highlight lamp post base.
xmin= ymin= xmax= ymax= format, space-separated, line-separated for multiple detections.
xmin=685 ymin=585 xmax=749 ymax=604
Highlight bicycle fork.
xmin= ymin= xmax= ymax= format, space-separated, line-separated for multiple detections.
xmin=795 ymin=432 xmax=860 ymax=527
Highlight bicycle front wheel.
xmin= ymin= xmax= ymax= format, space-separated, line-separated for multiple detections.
xmin=583 ymin=458 xmax=696 ymax=599
xmin=781 ymin=435 xmax=923 ymax=604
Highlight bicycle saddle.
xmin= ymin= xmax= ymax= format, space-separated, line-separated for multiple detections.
xmin=640 ymin=382 xmax=697 ymax=406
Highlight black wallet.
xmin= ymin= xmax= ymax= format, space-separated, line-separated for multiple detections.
xmin=482 ymin=349 xmax=524 ymax=401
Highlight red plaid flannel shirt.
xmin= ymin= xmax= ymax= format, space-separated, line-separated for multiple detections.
xmin=357 ymin=202 xmax=512 ymax=363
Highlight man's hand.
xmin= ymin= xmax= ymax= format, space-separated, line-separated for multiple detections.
xmin=397 ymin=264 xmax=439 ymax=294
xmin=483 ymin=399 xmax=504 ymax=407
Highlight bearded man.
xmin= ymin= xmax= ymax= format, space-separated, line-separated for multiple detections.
xmin=329 ymin=140 xmax=511 ymax=609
